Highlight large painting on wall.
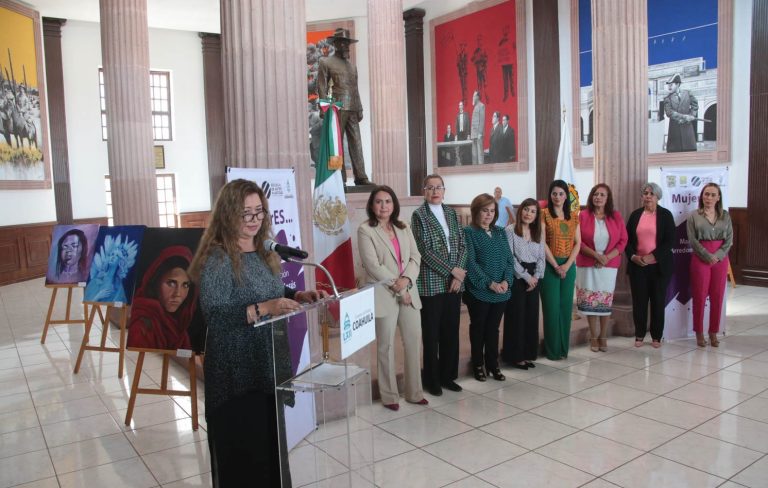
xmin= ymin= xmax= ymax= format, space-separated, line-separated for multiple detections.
xmin=0 ymin=0 xmax=51 ymax=189
xmin=571 ymin=0 xmax=731 ymax=167
xmin=431 ymin=0 xmax=528 ymax=174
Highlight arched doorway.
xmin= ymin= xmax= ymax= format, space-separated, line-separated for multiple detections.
xmin=703 ymin=104 xmax=717 ymax=141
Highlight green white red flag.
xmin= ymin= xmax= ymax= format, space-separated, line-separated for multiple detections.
xmin=313 ymin=100 xmax=356 ymax=295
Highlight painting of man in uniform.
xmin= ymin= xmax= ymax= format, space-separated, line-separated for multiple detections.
xmin=434 ymin=1 xmax=519 ymax=167
xmin=127 ymin=228 xmax=205 ymax=353
xmin=83 ymin=226 xmax=144 ymax=305
xmin=647 ymin=0 xmax=717 ymax=153
xmin=0 ymin=1 xmax=49 ymax=188
xmin=45 ymin=224 xmax=100 ymax=285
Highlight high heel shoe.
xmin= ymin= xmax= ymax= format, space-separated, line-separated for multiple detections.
xmin=488 ymin=368 xmax=506 ymax=381
xmin=709 ymin=333 xmax=720 ymax=347
xmin=598 ymin=338 xmax=607 ymax=352
xmin=590 ymin=338 xmax=599 ymax=352
xmin=383 ymin=403 xmax=399 ymax=411
xmin=696 ymin=333 xmax=708 ymax=347
xmin=473 ymin=366 xmax=487 ymax=382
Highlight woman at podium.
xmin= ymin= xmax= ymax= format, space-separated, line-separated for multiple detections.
xmin=189 ymin=179 xmax=324 ymax=487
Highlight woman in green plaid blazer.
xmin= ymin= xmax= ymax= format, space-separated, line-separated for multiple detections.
xmin=411 ymin=174 xmax=468 ymax=396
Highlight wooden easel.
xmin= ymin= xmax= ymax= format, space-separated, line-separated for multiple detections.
xmin=73 ymin=301 xmax=129 ymax=378
xmin=41 ymin=284 xmax=88 ymax=344
xmin=124 ymin=348 xmax=199 ymax=431
xmin=727 ymin=263 xmax=737 ymax=288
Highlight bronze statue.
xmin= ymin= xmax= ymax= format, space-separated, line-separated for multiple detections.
xmin=318 ymin=28 xmax=373 ymax=186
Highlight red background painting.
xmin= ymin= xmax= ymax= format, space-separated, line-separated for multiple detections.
xmin=434 ymin=0 xmax=518 ymax=159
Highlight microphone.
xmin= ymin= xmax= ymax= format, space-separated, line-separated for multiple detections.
xmin=264 ymin=239 xmax=309 ymax=260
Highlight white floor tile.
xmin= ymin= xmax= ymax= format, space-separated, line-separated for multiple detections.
xmin=530 ymin=396 xmax=620 ymax=429
xmin=141 ymin=439 xmax=210 ymax=485
xmin=0 ymin=426 xmax=46 ymax=459
xmin=696 ymin=370 xmax=768 ymax=395
xmin=652 ymin=431 xmax=763 ymax=479
xmin=731 ymin=455 xmax=768 ymax=488
xmin=373 ymin=449 xmax=468 ymax=488
xmin=480 ymin=411 xmax=577 ymax=450
xmin=565 ymin=359 xmax=639 ymax=381
xmin=536 ymin=431 xmax=643 ymax=476
xmin=603 ymin=453 xmax=725 ymax=488
xmin=665 ymin=382 xmax=752 ymax=411
xmin=125 ymin=418 xmax=207 ymax=455
xmin=476 ymin=451 xmax=594 ymax=488
xmin=610 ymin=369 xmax=690 ymax=395
xmin=574 ymin=382 xmax=658 ymax=410
xmin=694 ymin=412 xmax=768 ymax=453
xmin=526 ymin=370 xmax=605 ymax=394
xmin=288 ymin=443 xmax=350 ymax=487
xmin=423 ymin=429 xmax=526 ymax=474
xmin=57 ymin=457 xmax=157 ymax=488
xmin=0 ymin=450 xmax=56 ymax=488
xmin=434 ymin=394 xmax=521 ymax=427
xmin=586 ymin=412 xmax=686 ymax=451
xmin=48 ymin=432 xmax=137 ymax=474
xmin=629 ymin=396 xmax=721 ymax=430
xmin=0 ymin=408 xmax=38 ymax=435
xmin=728 ymin=396 xmax=768 ymax=423
xmin=41 ymin=412 xmax=122 ymax=447
xmin=483 ymin=381 xmax=566 ymax=410
xmin=377 ymin=410 xmax=473 ymax=447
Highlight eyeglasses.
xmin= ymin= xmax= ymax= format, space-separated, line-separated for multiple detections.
xmin=642 ymin=191 xmax=655 ymax=196
xmin=424 ymin=185 xmax=446 ymax=191
xmin=241 ymin=210 xmax=267 ymax=222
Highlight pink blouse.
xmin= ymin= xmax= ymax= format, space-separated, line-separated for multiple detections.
xmin=391 ymin=237 xmax=403 ymax=274
xmin=636 ymin=211 xmax=657 ymax=255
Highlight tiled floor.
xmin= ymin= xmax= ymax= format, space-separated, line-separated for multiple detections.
xmin=1 ymin=279 xmax=768 ymax=487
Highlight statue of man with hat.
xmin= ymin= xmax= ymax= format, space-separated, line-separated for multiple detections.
xmin=318 ymin=28 xmax=373 ymax=186
xmin=663 ymin=73 xmax=698 ymax=152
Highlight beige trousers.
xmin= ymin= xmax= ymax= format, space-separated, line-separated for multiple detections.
xmin=376 ymin=303 xmax=424 ymax=404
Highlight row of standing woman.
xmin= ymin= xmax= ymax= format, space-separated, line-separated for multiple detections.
xmin=357 ymin=176 xmax=733 ymax=413
xmin=189 ymin=177 xmax=731 ymax=485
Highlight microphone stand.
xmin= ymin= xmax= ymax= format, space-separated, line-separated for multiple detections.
xmin=284 ymin=256 xmax=340 ymax=298
xmin=284 ymin=255 xmax=339 ymax=360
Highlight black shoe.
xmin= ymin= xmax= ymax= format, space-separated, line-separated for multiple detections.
xmin=512 ymin=363 xmax=528 ymax=370
xmin=473 ymin=366 xmax=487 ymax=382
xmin=441 ymin=381 xmax=463 ymax=392
xmin=488 ymin=368 xmax=506 ymax=381
xmin=525 ymin=361 xmax=536 ymax=368
xmin=427 ymin=385 xmax=443 ymax=396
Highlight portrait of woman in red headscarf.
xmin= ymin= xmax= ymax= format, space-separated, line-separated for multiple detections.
xmin=127 ymin=245 xmax=198 ymax=350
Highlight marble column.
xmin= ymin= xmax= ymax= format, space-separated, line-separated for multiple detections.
xmin=368 ymin=0 xmax=408 ymax=196
xmin=199 ymin=33 xmax=226 ymax=206
xmin=591 ymin=0 xmax=648 ymax=335
xmin=99 ymin=0 xmax=159 ymax=226
xmin=404 ymin=8 xmax=426 ymax=197
xmin=220 ymin=0 xmax=313 ymax=254
xmin=42 ymin=17 xmax=73 ymax=224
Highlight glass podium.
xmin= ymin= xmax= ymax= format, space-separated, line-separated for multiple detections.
xmin=259 ymin=282 xmax=383 ymax=487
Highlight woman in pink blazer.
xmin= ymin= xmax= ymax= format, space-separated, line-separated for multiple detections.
xmin=576 ymin=184 xmax=627 ymax=352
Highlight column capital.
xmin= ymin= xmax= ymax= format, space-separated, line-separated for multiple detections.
xmin=403 ymin=8 xmax=425 ymax=37
xmin=42 ymin=17 xmax=67 ymax=38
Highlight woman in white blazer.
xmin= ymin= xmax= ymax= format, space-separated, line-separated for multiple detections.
xmin=358 ymin=185 xmax=427 ymax=410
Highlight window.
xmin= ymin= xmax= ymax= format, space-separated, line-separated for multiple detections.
xmin=99 ymin=69 xmax=173 ymax=141
xmin=105 ymin=174 xmax=178 ymax=227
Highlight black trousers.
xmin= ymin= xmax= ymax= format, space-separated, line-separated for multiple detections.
xmin=464 ymin=292 xmax=506 ymax=370
xmin=628 ymin=264 xmax=669 ymax=341
xmin=207 ymin=390 xmax=292 ymax=487
xmin=502 ymin=278 xmax=540 ymax=364
xmin=420 ymin=292 xmax=461 ymax=387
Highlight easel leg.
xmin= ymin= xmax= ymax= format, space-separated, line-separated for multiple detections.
xmin=125 ymin=351 xmax=145 ymax=426
xmin=161 ymin=355 xmax=170 ymax=391
xmin=41 ymin=287 xmax=58 ymax=344
xmin=65 ymin=286 xmax=73 ymax=322
xmin=99 ymin=305 xmax=111 ymax=348
xmin=118 ymin=307 xmax=127 ymax=379
xmin=189 ymin=354 xmax=199 ymax=431
xmin=74 ymin=305 xmax=98 ymax=374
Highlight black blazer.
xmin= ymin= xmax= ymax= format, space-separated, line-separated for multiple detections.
xmin=625 ymin=205 xmax=676 ymax=281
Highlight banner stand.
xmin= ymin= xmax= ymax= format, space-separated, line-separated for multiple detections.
xmin=73 ymin=302 xmax=128 ymax=378
xmin=124 ymin=348 xmax=199 ymax=431
xmin=41 ymin=283 xmax=88 ymax=344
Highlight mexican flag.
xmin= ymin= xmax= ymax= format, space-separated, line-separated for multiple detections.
xmin=313 ymin=100 xmax=356 ymax=295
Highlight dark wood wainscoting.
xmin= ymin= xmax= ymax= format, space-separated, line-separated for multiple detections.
xmin=730 ymin=206 xmax=768 ymax=287
xmin=0 ymin=218 xmax=107 ymax=286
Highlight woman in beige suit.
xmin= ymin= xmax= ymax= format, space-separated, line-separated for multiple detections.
xmin=358 ymin=185 xmax=427 ymax=410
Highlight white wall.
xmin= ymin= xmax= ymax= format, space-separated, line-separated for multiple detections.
xmin=0 ymin=20 xmax=210 ymax=226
